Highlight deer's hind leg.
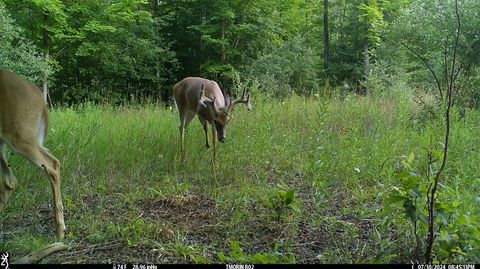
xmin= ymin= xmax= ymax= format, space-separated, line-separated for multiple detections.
xmin=8 ymin=137 xmax=65 ymax=241
xmin=179 ymin=109 xmax=196 ymax=150
xmin=0 ymin=140 xmax=18 ymax=212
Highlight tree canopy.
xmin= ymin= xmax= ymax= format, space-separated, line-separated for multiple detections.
xmin=0 ymin=0 xmax=478 ymax=105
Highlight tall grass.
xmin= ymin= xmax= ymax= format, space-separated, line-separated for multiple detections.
xmin=1 ymin=92 xmax=479 ymax=263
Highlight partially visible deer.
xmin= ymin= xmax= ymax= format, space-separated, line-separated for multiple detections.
xmin=173 ymin=77 xmax=252 ymax=150
xmin=0 ymin=69 xmax=67 ymax=262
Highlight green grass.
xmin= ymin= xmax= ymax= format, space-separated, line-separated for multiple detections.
xmin=1 ymin=92 xmax=479 ymax=263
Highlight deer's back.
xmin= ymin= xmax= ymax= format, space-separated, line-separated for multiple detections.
xmin=173 ymin=77 xmax=225 ymax=112
xmin=0 ymin=69 xmax=47 ymax=143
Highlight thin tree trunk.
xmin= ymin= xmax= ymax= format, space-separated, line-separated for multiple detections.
xmin=151 ymin=0 xmax=162 ymax=100
xmin=42 ymin=14 xmax=49 ymax=104
xmin=199 ymin=6 xmax=206 ymax=75
xmin=363 ymin=0 xmax=370 ymax=95
xmin=364 ymin=41 xmax=369 ymax=95
xmin=425 ymin=0 xmax=461 ymax=262
xmin=221 ymin=21 xmax=226 ymax=64
xmin=323 ymin=0 xmax=329 ymax=72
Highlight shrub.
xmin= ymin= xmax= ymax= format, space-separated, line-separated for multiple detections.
xmin=243 ymin=36 xmax=320 ymax=98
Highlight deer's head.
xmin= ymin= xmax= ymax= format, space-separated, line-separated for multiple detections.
xmin=199 ymin=88 xmax=252 ymax=143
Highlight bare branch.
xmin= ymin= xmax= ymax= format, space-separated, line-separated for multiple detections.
xmin=444 ymin=37 xmax=450 ymax=91
xmin=401 ymin=42 xmax=443 ymax=100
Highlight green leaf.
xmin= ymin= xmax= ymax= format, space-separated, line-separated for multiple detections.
xmin=217 ymin=252 xmax=228 ymax=263
xmin=407 ymin=152 xmax=415 ymax=163
xmin=398 ymin=164 xmax=412 ymax=174
xmin=451 ymin=247 xmax=466 ymax=255
xmin=386 ymin=195 xmax=406 ymax=204
xmin=411 ymin=188 xmax=422 ymax=199
xmin=403 ymin=202 xmax=417 ymax=221
xmin=440 ymin=230 xmax=452 ymax=242
xmin=252 ymin=253 xmax=269 ymax=264
xmin=230 ymin=240 xmax=244 ymax=261
xmin=437 ymin=208 xmax=449 ymax=224
xmin=285 ymin=189 xmax=295 ymax=204
xmin=262 ymin=200 xmax=273 ymax=208
xmin=431 ymin=149 xmax=444 ymax=159
xmin=419 ymin=212 xmax=429 ymax=223
xmin=457 ymin=215 xmax=467 ymax=225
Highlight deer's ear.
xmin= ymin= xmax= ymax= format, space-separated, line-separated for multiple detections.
xmin=205 ymin=97 xmax=218 ymax=115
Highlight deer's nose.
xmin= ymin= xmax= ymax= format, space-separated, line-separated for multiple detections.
xmin=219 ymin=137 xmax=226 ymax=143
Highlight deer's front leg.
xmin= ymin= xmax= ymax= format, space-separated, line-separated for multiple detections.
xmin=0 ymin=174 xmax=17 ymax=212
xmin=0 ymin=142 xmax=17 ymax=212
xmin=200 ymin=118 xmax=210 ymax=149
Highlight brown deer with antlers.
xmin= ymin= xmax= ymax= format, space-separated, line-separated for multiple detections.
xmin=0 ymin=69 xmax=67 ymax=262
xmin=173 ymin=77 xmax=252 ymax=150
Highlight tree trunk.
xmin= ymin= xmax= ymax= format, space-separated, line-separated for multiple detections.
xmin=199 ymin=7 xmax=206 ymax=75
xmin=425 ymin=0 xmax=460 ymax=262
xmin=42 ymin=14 xmax=49 ymax=104
xmin=151 ymin=0 xmax=162 ymax=100
xmin=323 ymin=0 xmax=329 ymax=73
xmin=364 ymin=41 xmax=369 ymax=95
xmin=221 ymin=20 xmax=226 ymax=64
xmin=363 ymin=0 xmax=370 ymax=95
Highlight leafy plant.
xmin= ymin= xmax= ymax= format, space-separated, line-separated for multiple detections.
xmin=263 ymin=188 xmax=299 ymax=221
xmin=104 ymin=218 xmax=155 ymax=247
xmin=384 ymin=151 xmax=431 ymax=260
xmin=384 ymin=136 xmax=480 ymax=262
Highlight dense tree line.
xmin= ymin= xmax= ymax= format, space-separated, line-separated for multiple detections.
xmin=0 ymin=0 xmax=478 ymax=105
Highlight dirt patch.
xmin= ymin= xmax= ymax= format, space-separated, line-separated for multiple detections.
xmin=137 ymin=193 xmax=217 ymax=239
xmin=37 ymin=178 xmax=378 ymax=264
xmin=1 ymin=203 xmax=56 ymax=238
xmin=47 ymin=193 xmax=219 ymax=263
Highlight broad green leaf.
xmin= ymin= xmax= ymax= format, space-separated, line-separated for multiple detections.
xmin=285 ymin=189 xmax=295 ymax=204
xmin=407 ymin=152 xmax=415 ymax=163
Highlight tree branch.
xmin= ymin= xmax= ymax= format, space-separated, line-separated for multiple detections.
xmin=444 ymin=37 xmax=449 ymax=91
xmin=401 ymin=42 xmax=443 ymax=100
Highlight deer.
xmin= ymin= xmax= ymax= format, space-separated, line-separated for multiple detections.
xmin=173 ymin=77 xmax=252 ymax=150
xmin=0 ymin=69 xmax=67 ymax=263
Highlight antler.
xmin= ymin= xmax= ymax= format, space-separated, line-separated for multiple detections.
xmin=198 ymin=84 xmax=222 ymax=115
xmin=198 ymin=84 xmax=211 ymax=109
xmin=229 ymin=89 xmax=252 ymax=111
